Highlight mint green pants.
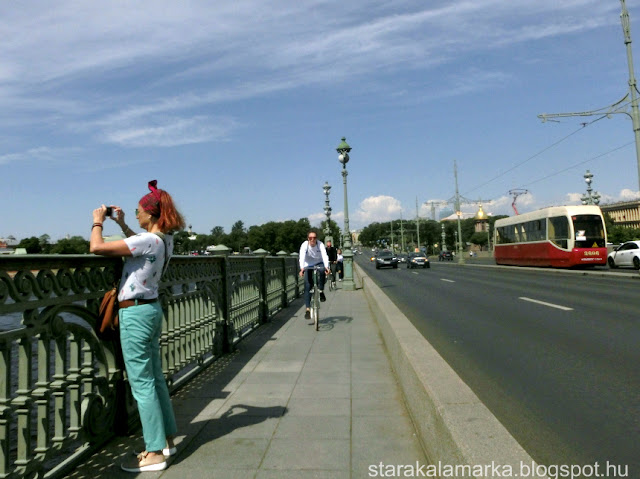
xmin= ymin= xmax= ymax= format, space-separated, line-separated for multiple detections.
xmin=120 ymin=302 xmax=177 ymax=452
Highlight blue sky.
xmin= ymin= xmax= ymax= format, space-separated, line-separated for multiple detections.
xmin=3 ymin=0 xmax=640 ymax=241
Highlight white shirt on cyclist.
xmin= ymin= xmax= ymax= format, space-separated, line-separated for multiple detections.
xmin=299 ymin=240 xmax=330 ymax=271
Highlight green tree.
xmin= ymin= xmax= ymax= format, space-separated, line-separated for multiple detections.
xmin=39 ymin=234 xmax=51 ymax=254
xmin=608 ymin=226 xmax=640 ymax=244
xmin=228 ymin=220 xmax=247 ymax=253
xmin=17 ymin=236 xmax=42 ymax=254
xmin=469 ymin=232 xmax=488 ymax=249
xmin=210 ymin=226 xmax=227 ymax=245
xmin=320 ymin=219 xmax=341 ymax=245
xmin=191 ymin=234 xmax=211 ymax=253
xmin=173 ymin=230 xmax=191 ymax=254
xmin=50 ymin=236 xmax=90 ymax=254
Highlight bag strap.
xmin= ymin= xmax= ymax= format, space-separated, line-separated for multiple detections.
xmin=153 ymin=232 xmax=170 ymax=276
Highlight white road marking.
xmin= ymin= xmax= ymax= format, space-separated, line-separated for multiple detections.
xmin=412 ymin=271 xmax=419 ymax=275
xmin=519 ymin=297 xmax=573 ymax=311
xmin=441 ymin=279 xmax=455 ymax=283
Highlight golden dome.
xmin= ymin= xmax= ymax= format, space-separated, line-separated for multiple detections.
xmin=475 ymin=205 xmax=487 ymax=220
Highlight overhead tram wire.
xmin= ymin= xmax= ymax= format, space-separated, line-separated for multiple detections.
xmin=518 ymin=140 xmax=634 ymax=189
xmin=462 ymin=96 xmax=636 ymax=197
xmin=463 ymin=125 xmax=588 ymax=197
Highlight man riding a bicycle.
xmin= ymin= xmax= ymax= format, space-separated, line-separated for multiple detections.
xmin=299 ymin=231 xmax=330 ymax=320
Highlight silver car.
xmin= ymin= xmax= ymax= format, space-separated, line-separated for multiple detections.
xmin=407 ymin=252 xmax=430 ymax=269
xmin=375 ymin=250 xmax=398 ymax=269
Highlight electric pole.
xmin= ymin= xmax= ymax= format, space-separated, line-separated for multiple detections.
xmin=538 ymin=0 xmax=640 ymax=192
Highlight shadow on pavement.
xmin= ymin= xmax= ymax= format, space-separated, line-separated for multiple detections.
xmin=64 ymin=299 xmax=304 ymax=478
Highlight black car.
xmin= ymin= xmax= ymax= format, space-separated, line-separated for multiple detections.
xmin=375 ymin=250 xmax=398 ymax=269
xmin=439 ymin=251 xmax=453 ymax=261
xmin=407 ymin=252 xmax=430 ymax=269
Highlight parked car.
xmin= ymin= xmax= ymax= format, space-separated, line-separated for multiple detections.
xmin=397 ymin=255 xmax=407 ymax=264
xmin=439 ymin=251 xmax=453 ymax=261
xmin=607 ymin=240 xmax=640 ymax=269
xmin=407 ymin=252 xmax=430 ymax=269
xmin=375 ymin=250 xmax=398 ymax=269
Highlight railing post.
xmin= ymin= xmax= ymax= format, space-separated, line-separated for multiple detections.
xmin=276 ymin=251 xmax=288 ymax=307
xmin=254 ymin=249 xmax=269 ymax=323
xmin=290 ymin=253 xmax=300 ymax=298
xmin=211 ymin=245 xmax=233 ymax=353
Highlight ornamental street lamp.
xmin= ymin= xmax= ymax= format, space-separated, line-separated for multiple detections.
xmin=323 ymin=182 xmax=333 ymax=244
xmin=581 ymin=170 xmax=601 ymax=205
xmin=337 ymin=137 xmax=355 ymax=291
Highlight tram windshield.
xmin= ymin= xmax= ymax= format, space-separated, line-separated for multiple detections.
xmin=572 ymin=214 xmax=606 ymax=248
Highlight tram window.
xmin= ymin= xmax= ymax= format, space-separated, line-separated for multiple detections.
xmin=548 ymin=216 xmax=569 ymax=249
xmin=530 ymin=219 xmax=545 ymax=241
xmin=497 ymin=226 xmax=514 ymax=244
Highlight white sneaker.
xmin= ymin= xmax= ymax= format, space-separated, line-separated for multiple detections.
xmin=134 ymin=446 xmax=177 ymax=457
xmin=121 ymin=452 xmax=167 ymax=473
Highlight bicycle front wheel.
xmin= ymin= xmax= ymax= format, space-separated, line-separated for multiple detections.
xmin=313 ymin=304 xmax=319 ymax=330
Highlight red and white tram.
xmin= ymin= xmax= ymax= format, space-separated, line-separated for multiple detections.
xmin=493 ymin=205 xmax=607 ymax=267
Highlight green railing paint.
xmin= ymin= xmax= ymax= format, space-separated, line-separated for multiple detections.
xmin=0 ymin=252 xmax=300 ymax=478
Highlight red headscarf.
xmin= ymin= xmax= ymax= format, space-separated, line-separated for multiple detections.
xmin=139 ymin=180 xmax=162 ymax=217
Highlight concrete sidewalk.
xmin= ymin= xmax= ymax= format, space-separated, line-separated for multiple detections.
xmin=66 ymin=279 xmax=428 ymax=478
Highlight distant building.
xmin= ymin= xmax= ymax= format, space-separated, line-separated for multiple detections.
xmin=474 ymin=204 xmax=489 ymax=233
xmin=0 ymin=237 xmax=19 ymax=255
xmin=440 ymin=212 xmax=475 ymax=221
xmin=351 ymin=230 xmax=360 ymax=245
xmin=600 ymin=200 xmax=640 ymax=229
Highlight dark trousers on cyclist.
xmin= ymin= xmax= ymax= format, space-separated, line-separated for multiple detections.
xmin=303 ymin=265 xmax=326 ymax=308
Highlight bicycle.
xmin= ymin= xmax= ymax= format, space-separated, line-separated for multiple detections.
xmin=328 ymin=263 xmax=337 ymax=291
xmin=308 ymin=264 xmax=324 ymax=331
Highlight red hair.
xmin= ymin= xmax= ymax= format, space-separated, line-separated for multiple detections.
xmin=156 ymin=190 xmax=186 ymax=233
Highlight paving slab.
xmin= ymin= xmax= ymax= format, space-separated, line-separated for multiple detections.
xmin=65 ymin=279 xmax=429 ymax=479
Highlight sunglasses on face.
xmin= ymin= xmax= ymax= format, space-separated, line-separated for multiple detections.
xmin=308 ymin=236 xmax=317 ymax=240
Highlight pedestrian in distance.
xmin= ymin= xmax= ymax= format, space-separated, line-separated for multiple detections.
xmin=89 ymin=180 xmax=186 ymax=473
xmin=337 ymin=248 xmax=344 ymax=280
xmin=325 ymin=239 xmax=338 ymax=288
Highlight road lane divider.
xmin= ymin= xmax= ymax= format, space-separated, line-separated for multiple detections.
xmin=519 ymin=297 xmax=573 ymax=311
xmin=441 ymin=279 xmax=455 ymax=283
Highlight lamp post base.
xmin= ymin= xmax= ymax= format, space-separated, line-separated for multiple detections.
xmin=341 ymin=249 xmax=356 ymax=291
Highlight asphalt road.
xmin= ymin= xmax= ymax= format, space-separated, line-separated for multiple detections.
xmin=356 ymin=254 xmax=639 ymax=475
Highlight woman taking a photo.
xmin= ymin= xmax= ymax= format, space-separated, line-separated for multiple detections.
xmin=90 ymin=180 xmax=185 ymax=473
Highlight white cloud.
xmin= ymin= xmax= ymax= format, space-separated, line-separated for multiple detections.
xmin=0 ymin=0 xmax=618 ymax=147
xmin=353 ymin=195 xmax=403 ymax=225
xmin=101 ymin=115 xmax=238 ymax=147
xmin=0 ymin=146 xmax=82 ymax=165
xmin=566 ymin=192 xmax=583 ymax=203
xmin=617 ymin=188 xmax=640 ymax=201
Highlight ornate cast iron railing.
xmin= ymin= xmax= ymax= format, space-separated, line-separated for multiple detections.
xmin=0 ymin=253 xmax=300 ymax=479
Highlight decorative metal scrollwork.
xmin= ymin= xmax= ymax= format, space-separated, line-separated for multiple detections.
xmin=0 ymin=254 xmax=301 ymax=478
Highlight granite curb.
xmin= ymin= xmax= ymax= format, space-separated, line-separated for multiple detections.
xmin=356 ymin=262 xmax=548 ymax=479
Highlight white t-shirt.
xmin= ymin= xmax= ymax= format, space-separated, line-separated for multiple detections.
xmin=298 ymin=240 xmax=329 ymax=270
xmin=118 ymin=232 xmax=173 ymax=301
